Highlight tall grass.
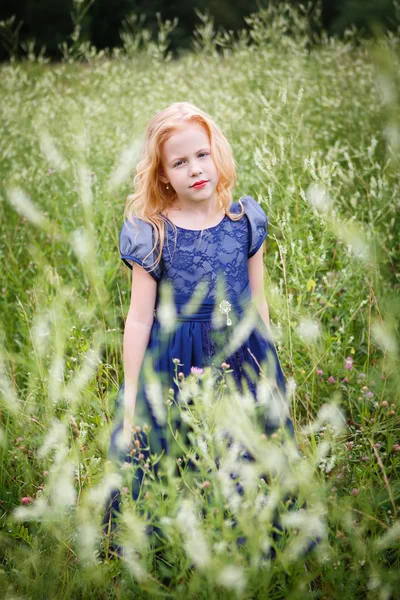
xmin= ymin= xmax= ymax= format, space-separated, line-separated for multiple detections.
xmin=0 ymin=4 xmax=399 ymax=598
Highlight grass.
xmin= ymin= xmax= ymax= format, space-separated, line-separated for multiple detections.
xmin=0 ymin=5 xmax=399 ymax=599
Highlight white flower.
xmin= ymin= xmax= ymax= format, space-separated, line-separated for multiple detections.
xmin=297 ymin=318 xmax=321 ymax=343
xmin=306 ymin=183 xmax=332 ymax=215
xmin=371 ymin=321 xmax=398 ymax=354
xmin=217 ymin=565 xmax=247 ymax=595
xmin=176 ymin=500 xmax=211 ymax=569
xmin=144 ymin=380 xmax=167 ymax=425
xmin=6 ymin=187 xmax=48 ymax=228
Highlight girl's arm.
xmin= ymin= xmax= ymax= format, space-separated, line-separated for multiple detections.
xmin=123 ymin=262 xmax=157 ymax=445
xmin=248 ymin=243 xmax=271 ymax=331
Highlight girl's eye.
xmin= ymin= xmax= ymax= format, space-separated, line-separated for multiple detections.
xmin=173 ymin=152 xmax=209 ymax=167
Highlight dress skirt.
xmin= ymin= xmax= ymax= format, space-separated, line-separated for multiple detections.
xmin=103 ymin=291 xmax=294 ymax=531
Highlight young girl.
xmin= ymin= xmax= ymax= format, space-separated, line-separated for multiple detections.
xmin=104 ymin=101 xmax=294 ymax=540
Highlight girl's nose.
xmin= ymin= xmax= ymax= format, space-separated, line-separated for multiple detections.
xmin=190 ymin=162 xmax=202 ymax=176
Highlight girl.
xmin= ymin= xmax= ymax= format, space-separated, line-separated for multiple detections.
xmin=104 ymin=101 xmax=294 ymax=542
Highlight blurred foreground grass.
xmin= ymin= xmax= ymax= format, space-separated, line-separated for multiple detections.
xmin=0 ymin=6 xmax=400 ymax=598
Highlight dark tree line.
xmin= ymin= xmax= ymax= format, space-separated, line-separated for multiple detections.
xmin=0 ymin=0 xmax=397 ymax=61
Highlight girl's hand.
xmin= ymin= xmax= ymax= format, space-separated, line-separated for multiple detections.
xmin=123 ymin=382 xmax=136 ymax=448
xmin=123 ymin=416 xmax=133 ymax=447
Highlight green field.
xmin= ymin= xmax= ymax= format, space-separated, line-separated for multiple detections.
xmin=0 ymin=6 xmax=399 ymax=599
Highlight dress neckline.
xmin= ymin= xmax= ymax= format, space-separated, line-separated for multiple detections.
xmin=161 ymin=213 xmax=227 ymax=232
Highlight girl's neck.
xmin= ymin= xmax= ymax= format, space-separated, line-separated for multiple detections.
xmin=169 ymin=195 xmax=219 ymax=216
xmin=162 ymin=199 xmax=225 ymax=229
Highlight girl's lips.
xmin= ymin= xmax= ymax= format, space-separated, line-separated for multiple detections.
xmin=192 ymin=181 xmax=208 ymax=188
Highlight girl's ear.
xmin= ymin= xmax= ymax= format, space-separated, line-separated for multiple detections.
xmin=159 ymin=167 xmax=168 ymax=185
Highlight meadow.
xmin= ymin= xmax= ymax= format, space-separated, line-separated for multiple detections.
xmin=0 ymin=5 xmax=399 ymax=599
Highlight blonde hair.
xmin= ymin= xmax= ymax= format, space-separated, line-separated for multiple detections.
xmin=124 ymin=101 xmax=245 ymax=273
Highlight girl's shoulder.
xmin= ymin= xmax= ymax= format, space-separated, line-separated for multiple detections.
xmin=119 ymin=216 xmax=162 ymax=281
xmin=231 ymin=195 xmax=268 ymax=258
xmin=233 ymin=195 xmax=267 ymax=219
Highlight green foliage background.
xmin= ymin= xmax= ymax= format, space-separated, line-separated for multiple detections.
xmin=0 ymin=4 xmax=399 ymax=599
xmin=0 ymin=0 xmax=399 ymax=60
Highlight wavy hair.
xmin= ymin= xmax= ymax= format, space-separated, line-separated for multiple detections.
xmin=124 ymin=101 xmax=245 ymax=273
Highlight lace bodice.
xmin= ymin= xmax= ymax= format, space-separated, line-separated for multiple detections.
xmin=119 ymin=195 xmax=268 ymax=300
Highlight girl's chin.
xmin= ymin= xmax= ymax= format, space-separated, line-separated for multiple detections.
xmin=176 ymin=187 xmax=217 ymax=202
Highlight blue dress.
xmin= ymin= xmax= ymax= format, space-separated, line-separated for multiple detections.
xmin=104 ymin=195 xmax=294 ymax=525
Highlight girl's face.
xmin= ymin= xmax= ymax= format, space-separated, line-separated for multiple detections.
xmin=160 ymin=122 xmax=219 ymax=207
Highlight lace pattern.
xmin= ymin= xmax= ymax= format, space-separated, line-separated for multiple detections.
xmin=119 ymin=195 xmax=268 ymax=296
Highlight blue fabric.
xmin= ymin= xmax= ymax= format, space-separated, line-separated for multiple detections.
xmin=120 ymin=217 xmax=162 ymax=281
xmin=104 ymin=195 xmax=294 ymax=529
xmin=119 ymin=195 xmax=268 ymax=287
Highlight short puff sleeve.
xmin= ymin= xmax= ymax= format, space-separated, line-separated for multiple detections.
xmin=119 ymin=217 xmax=162 ymax=282
xmin=241 ymin=195 xmax=268 ymax=258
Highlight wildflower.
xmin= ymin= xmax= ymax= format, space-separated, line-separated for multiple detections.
xmin=217 ymin=565 xmax=247 ymax=595
xmin=344 ymin=357 xmax=353 ymax=370
xmin=374 ymin=443 xmax=381 ymax=449
xmin=172 ymin=358 xmax=180 ymax=364
xmin=391 ymin=444 xmax=400 ymax=453
xmin=138 ymin=453 xmax=144 ymax=460
xmin=190 ymin=366 xmax=204 ymax=376
xmin=176 ymin=499 xmax=211 ymax=569
xmin=319 ymin=455 xmax=336 ymax=473
xmin=361 ymin=455 xmax=368 ymax=461
xmin=221 ymin=362 xmax=230 ymax=369
xmin=43 ymin=471 xmax=49 ymax=476
xmin=359 ymin=373 xmax=366 ymax=379
xmin=307 ymin=182 xmax=333 ymax=215
xmin=342 ymin=377 xmax=349 ymax=383
xmin=328 ymin=376 xmax=336 ymax=383
xmin=317 ymin=369 xmax=324 ymax=376
xmin=307 ymin=279 xmax=316 ymax=291
xmin=361 ymin=386 xmax=369 ymax=393
xmin=298 ymin=318 xmax=321 ymax=342
xmin=178 ymin=372 xmax=185 ymax=379
xmin=201 ymin=480 xmax=211 ymax=489
xmin=145 ymin=380 xmax=167 ymax=426
xmin=381 ymin=401 xmax=388 ymax=408
xmin=351 ymin=488 xmax=359 ymax=496
xmin=121 ymin=486 xmax=129 ymax=494
xmin=366 ymin=391 xmax=374 ymax=399
xmin=21 ymin=496 xmax=33 ymax=505
xmin=16 ymin=436 xmax=24 ymax=442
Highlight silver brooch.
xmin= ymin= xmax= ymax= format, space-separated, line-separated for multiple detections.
xmin=219 ymin=300 xmax=232 ymax=326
